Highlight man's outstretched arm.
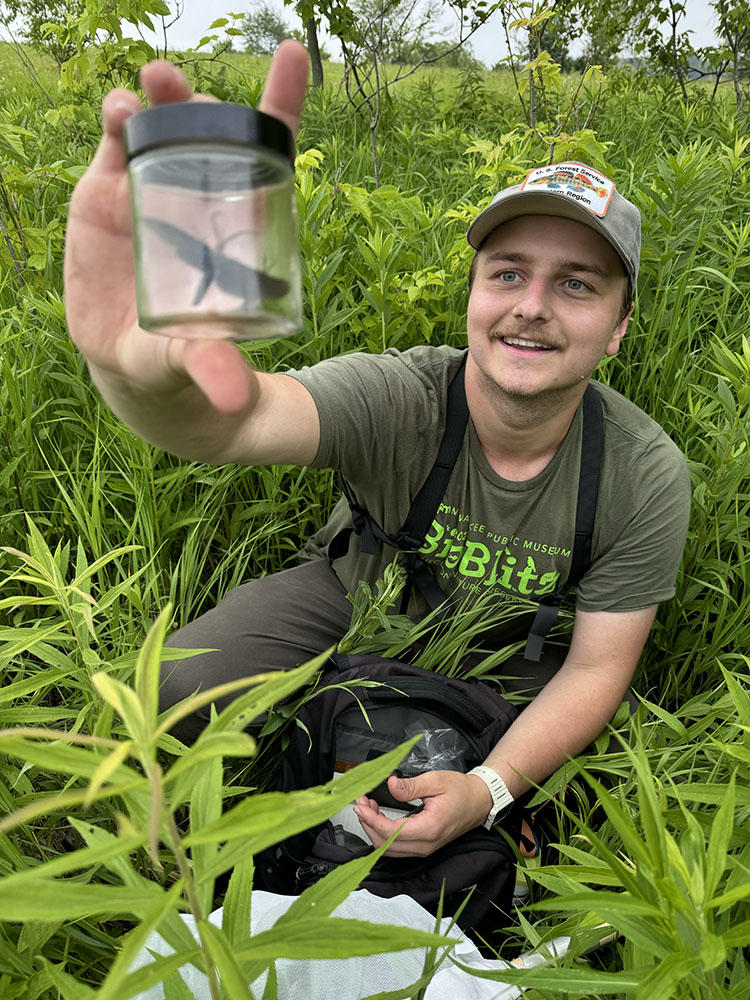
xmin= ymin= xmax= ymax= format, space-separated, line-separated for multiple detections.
xmin=354 ymin=604 xmax=658 ymax=856
xmin=65 ymin=42 xmax=320 ymax=468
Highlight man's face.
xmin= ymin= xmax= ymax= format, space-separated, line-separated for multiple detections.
xmin=466 ymin=215 xmax=630 ymax=403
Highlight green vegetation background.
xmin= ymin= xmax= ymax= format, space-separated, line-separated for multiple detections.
xmin=0 ymin=42 xmax=748 ymax=999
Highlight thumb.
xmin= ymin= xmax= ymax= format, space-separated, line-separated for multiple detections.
xmin=388 ymin=772 xmax=440 ymax=802
xmin=180 ymin=339 xmax=254 ymax=414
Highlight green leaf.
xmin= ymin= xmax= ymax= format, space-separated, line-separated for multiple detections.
xmin=0 ymin=624 xmax=70 ymax=659
xmin=85 ymin=740 xmax=135 ymax=805
xmin=0 ymin=779 xmax=148 ymax=836
xmin=664 ymin=783 xmax=750 ymax=806
xmin=118 ymin=950 xmax=204 ymax=1000
xmin=156 ymin=655 xmax=324 ymax=741
xmin=261 ymin=964 xmax=278 ymax=1000
xmin=163 ymin=969 xmax=196 ymax=1000
xmin=234 ymin=918 xmax=453 ymax=961
xmin=0 ymin=882 xmax=169 ymax=920
xmin=531 ymin=892 xmax=672 ymax=957
xmin=93 ymin=673 xmax=147 ymax=744
xmin=629 ymin=737 xmax=667 ymax=879
xmin=707 ymin=883 xmax=750 ymax=910
xmin=135 ymin=604 xmax=173 ymax=732
xmin=209 ymin=17 xmax=229 ymax=27
xmin=0 ymin=734 xmax=138 ymax=783
xmin=71 ymin=545 xmax=141 ymax=590
xmin=96 ymin=881 xmax=185 ymax=1000
xmin=202 ymin=652 xmax=332 ymax=736
xmin=165 ymin=732 xmax=257 ymax=803
xmin=69 ymin=820 xmax=200 ymax=959
xmin=223 ymin=854 xmax=254 ymax=948
xmin=199 ymin=920 xmax=254 ymax=999
xmin=38 ymin=959 xmax=96 ymax=999
xmin=282 ymin=836 xmax=394 ymax=923
xmin=0 ymin=828 xmax=145 ymax=884
xmin=635 ymin=952 xmax=701 ymax=999
xmin=0 ymin=666 xmax=75 ymax=705
xmin=723 ymin=920 xmax=750 ymax=948
xmin=450 ymin=960 xmax=646 ymax=992
xmin=578 ymin=771 xmax=653 ymax=878
xmin=699 ymin=931 xmax=726 ymax=971
xmin=705 ymin=772 xmax=735 ymax=901
xmin=189 ymin=739 xmax=419 ymax=864
xmin=190 ymin=754 xmax=222 ymax=916
xmin=721 ymin=664 xmax=750 ymax=727
xmin=240 ymin=835 xmax=400 ymax=986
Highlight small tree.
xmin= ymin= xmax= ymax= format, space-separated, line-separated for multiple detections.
xmin=712 ymin=0 xmax=750 ymax=113
xmin=629 ymin=0 xmax=695 ymax=99
xmin=0 ymin=0 xmax=86 ymax=66
xmin=241 ymin=0 xmax=296 ymax=54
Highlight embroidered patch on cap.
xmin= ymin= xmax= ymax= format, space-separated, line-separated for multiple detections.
xmin=521 ymin=161 xmax=615 ymax=217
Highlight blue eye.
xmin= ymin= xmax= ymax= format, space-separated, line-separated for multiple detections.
xmin=499 ymin=271 xmax=517 ymax=282
xmin=566 ymin=278 xmax=586 ymax=291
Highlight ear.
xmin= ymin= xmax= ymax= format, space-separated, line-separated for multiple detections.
xmin=605 ymin=302 xmax=633 ymax=357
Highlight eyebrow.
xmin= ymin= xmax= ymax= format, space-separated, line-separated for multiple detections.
xmin=484 ymin=250 xmax=612 ymax=282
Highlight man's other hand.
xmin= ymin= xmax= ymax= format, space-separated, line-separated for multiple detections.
xmin=353 ymin=770 xmax=494 ymax=857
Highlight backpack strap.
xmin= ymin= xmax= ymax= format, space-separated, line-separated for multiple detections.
xmin=523 ymin=383 xmax=604 ymax=662
xmin=327 ymin=354 xmax=468 ymax=576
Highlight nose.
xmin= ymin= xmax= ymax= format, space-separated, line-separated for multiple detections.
xmin=511 ymin=276 xmax=552 ymax=323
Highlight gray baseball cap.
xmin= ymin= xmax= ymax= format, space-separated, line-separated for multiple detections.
xmin=467 ymin=161 xmax=641 ymax=292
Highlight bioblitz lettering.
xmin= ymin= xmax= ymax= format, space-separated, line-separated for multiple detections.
xmin=420 ymin=504 xmax=570 ymax=598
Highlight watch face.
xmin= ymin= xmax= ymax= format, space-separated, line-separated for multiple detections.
xmin=494 ymin=801 xmax=513 ymax=822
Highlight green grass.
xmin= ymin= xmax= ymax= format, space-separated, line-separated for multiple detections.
xmin=0 ymin=39 xmax=748 ymax=999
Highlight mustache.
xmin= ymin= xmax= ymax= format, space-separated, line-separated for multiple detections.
xmin=489 ymin=325 xmax=562 ymax=350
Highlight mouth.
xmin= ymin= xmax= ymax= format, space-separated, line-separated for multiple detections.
xmin=496 ymin=334 xmax=557 ymax=353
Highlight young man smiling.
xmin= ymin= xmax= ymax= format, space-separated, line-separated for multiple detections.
xmin=64 ymin=41 xmax=691 ymax=857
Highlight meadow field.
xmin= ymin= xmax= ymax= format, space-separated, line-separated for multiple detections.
xmin=0 ymin=40 xmax=748 ymax=999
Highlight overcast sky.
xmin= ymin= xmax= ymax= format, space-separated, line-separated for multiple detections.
xmin=151 ymin=0 xmax=722 ymax=68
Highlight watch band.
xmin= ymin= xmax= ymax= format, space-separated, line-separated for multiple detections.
xmin=468 ymin=765 xmax=515 ymax=830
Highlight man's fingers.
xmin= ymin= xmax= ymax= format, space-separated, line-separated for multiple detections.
xmin=140 ymin=59 xmax=193 ymax=105
xmin=356 ymin=809 xmax=434 ymax=857
xmin=90 ymin=44 xmax=304 ymax=182
xmin=90 ymin=89 xmax=143 ymax=175
xmin=259 ymin=40 xmax=309 ymax=138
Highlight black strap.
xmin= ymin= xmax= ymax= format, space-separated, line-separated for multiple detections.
xmin=327 ymin=354 xmax=468 ymax=567
xmin=394 ymin=356 xmax=469 ymax=549
xmin=523 ymin=384 xmax=604 ymax=661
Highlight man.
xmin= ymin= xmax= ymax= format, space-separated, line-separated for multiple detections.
xmin=65 ymin=41 xmax=690 ymax=858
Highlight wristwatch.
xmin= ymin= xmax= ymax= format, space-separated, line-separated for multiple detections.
xmin=468 ymin=765 xmax=515 ymax=830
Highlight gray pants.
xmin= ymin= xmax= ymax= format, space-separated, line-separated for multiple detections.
xmin=160 ymin=559 xmax=572 ymax=744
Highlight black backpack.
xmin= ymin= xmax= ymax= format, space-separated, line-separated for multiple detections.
xmin=328 ymin=353 xmax=604 ymax=662
xmin=255 ymin=652 xmax=520 ymax=952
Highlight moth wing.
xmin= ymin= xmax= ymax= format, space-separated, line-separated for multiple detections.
xmin=214 ymin=252 xmax=289 ymax=301
xmin=143 ymin=218 xmax=210 ymax=269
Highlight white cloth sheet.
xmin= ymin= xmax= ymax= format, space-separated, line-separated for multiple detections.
xmin=131 ymin=888 xmax=566 ymax=999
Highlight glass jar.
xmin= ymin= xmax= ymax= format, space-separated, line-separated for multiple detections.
xmin=123 ymin=102 xmax=302 ymax=341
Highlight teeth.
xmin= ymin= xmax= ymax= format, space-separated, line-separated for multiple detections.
xmin=503 ymin=337 xmax=552 ymax=349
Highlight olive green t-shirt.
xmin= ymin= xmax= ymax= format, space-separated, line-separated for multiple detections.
xmin=287 ymin=345 xmax=691 ymax=617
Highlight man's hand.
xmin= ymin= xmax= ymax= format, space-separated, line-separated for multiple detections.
xmin=65 ymin=41 xmax=309 ymax=417
xmin=353 ymin=771 xmax=492 ymax=857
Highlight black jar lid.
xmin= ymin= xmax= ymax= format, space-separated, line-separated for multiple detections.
xmin=123 ymin=102 xmax=294 ymax=164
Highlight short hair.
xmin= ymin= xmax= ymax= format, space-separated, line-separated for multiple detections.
xmin=467 ymin=252 xmax=632 ymax=324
